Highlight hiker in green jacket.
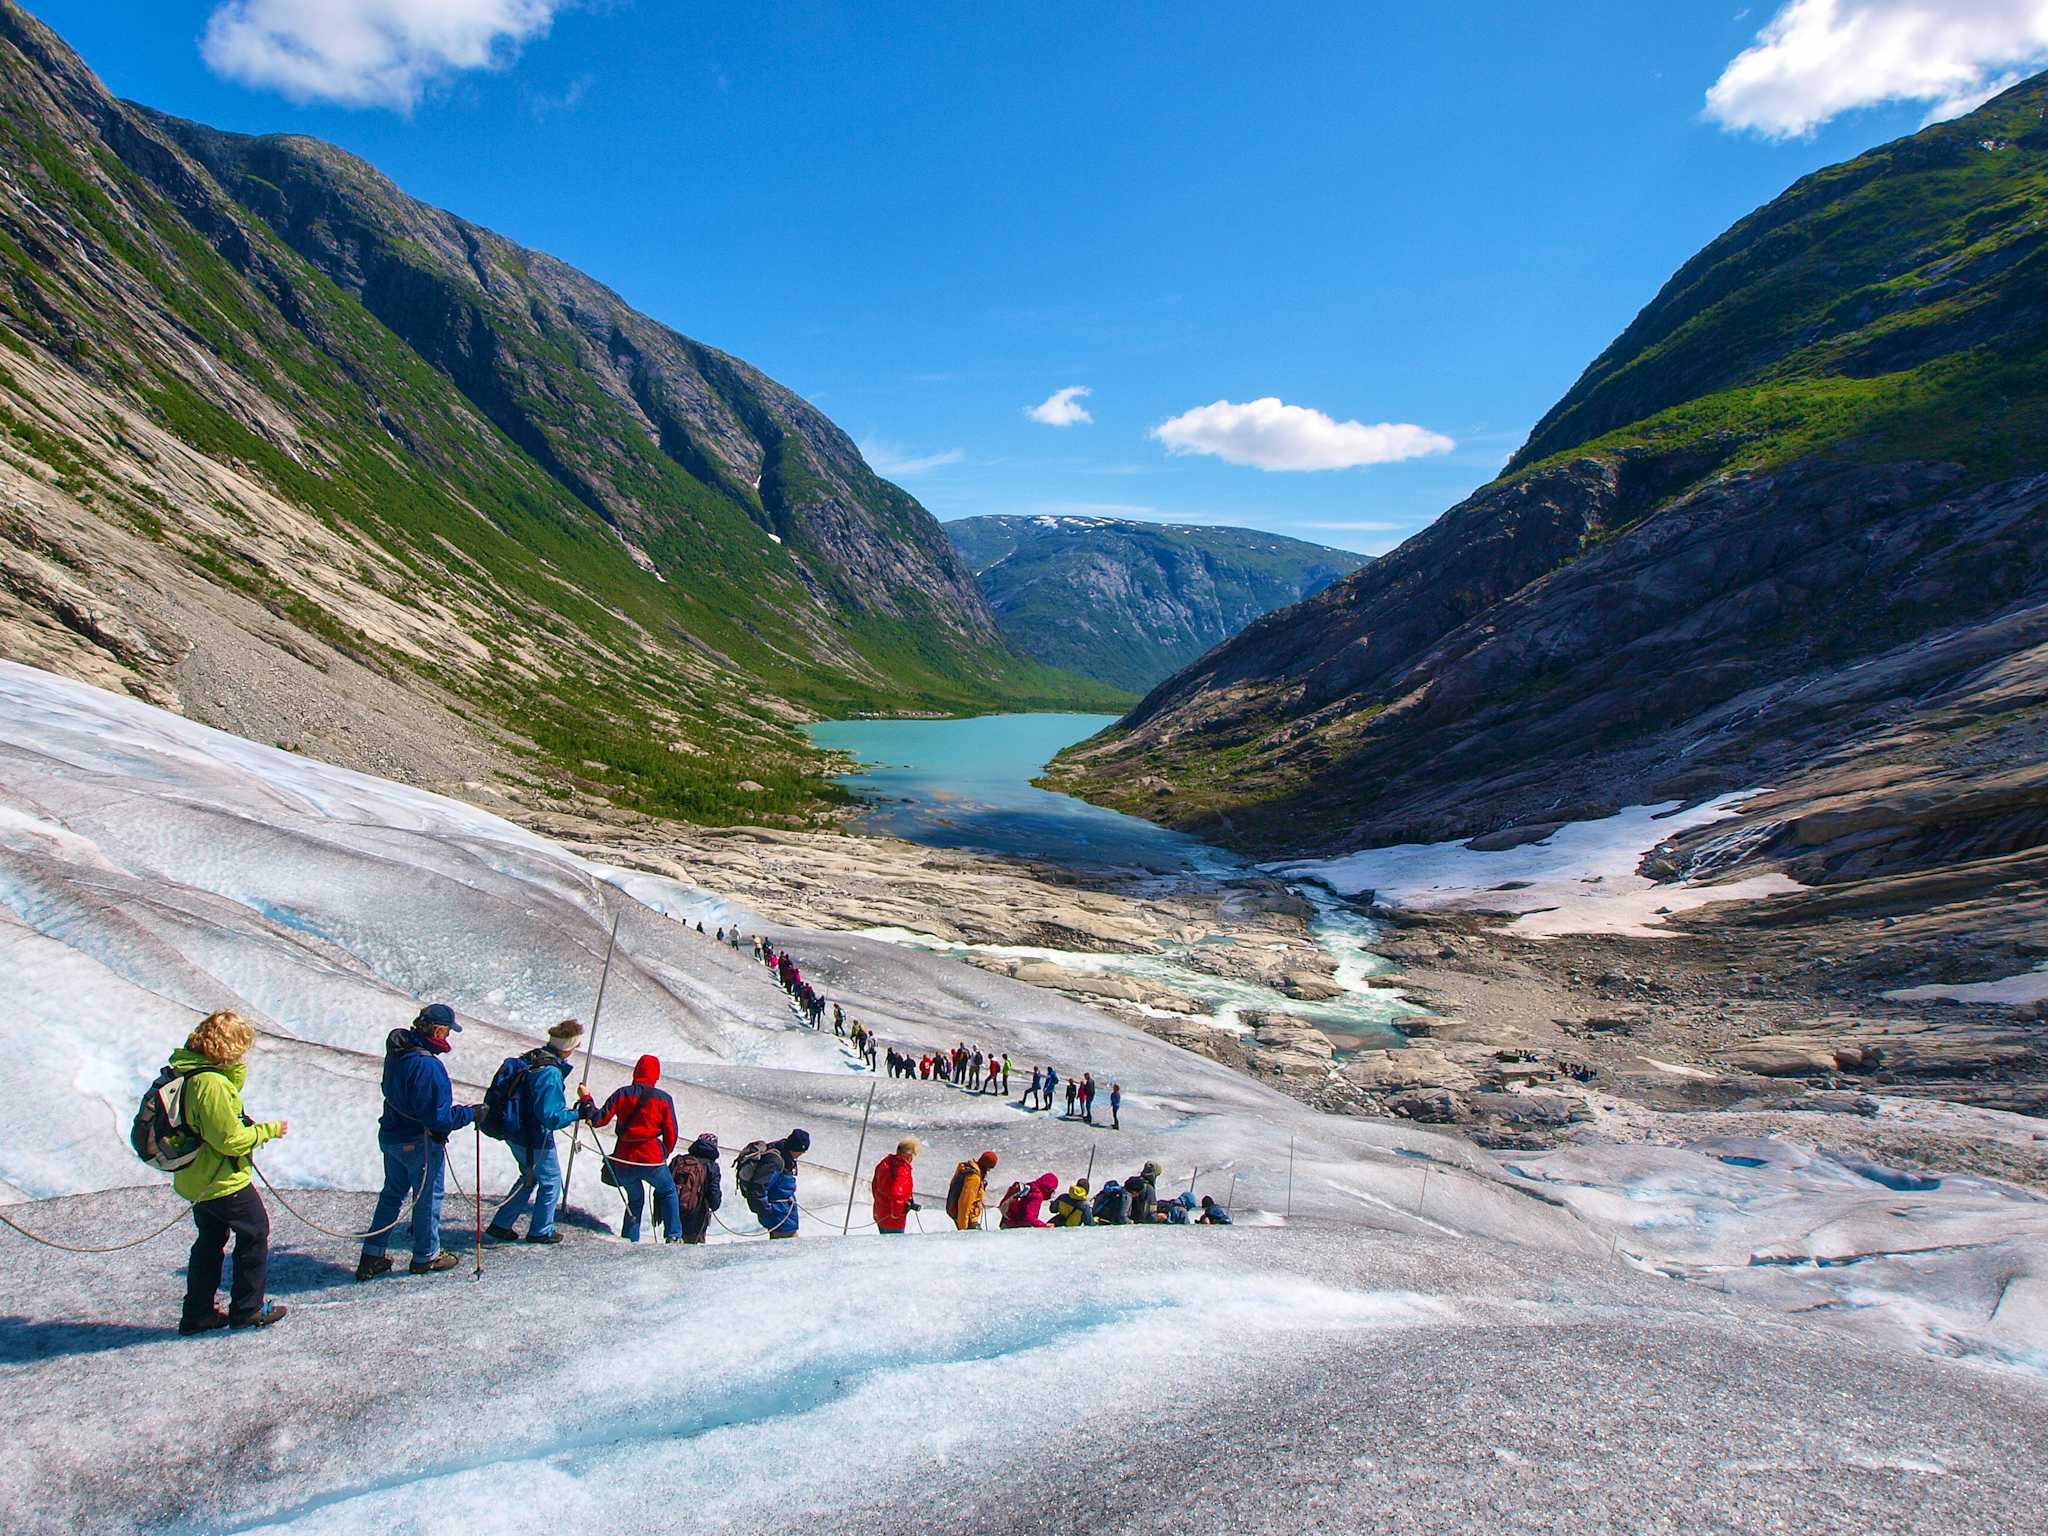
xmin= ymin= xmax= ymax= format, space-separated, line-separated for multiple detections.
xmin=172 ymin=1010 xmax=288 ymax=1334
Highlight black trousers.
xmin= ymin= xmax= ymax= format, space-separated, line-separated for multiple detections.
xmin=184 ymin=1185 xmax=270 ymax=1325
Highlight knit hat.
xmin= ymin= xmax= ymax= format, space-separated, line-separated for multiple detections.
xmin=1143 ymin=1161 xmax=1162 ymax=1179
xmin=977 ymin=1150 xmax=999 ymax=1170
xmin=784 ymin=1128 xmax=811 ymax=1156
xmin=547 ymin=1018 xmax=583 ymax=1052
xmin=414 ymin=1002 xmax=460 ymax=1032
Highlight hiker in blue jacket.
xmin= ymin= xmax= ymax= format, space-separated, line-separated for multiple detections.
xmin=1042 ymin=1066 xmax=1059 ymax=1114
xmin=357 ymin=1003 xmax=478 ymax=1282
xmin=486 ymin=1019 xmax=591 ymax=1246
xmin=747 ymin=1129 xmax=809 ymax=1239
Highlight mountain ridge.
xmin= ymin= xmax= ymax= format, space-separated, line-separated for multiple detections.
xmin=947 ymin=514 xmax=1365 ymax=692
xmin=0 ymin=0 xmax=1117 ymax=829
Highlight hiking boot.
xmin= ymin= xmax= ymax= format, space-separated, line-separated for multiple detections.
xmin=483 ymin=1224 xmax=521 ymax=1244
xmin=178 ymin=1310 xmax=230 ymax=1336
xmin=228 ymin=1303 xmax=288 ymax=1330
xmin=523 ymin=1231 xmax=563 ymax=1246
xmin=355 ymin=1254 xmax=395 ymax=1283
xmin=408 ymin=1251 xmax=461 ymax=1275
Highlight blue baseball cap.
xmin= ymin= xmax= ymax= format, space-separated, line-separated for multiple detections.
xmin=414 ymin=1003 xmax=460 ymax=1032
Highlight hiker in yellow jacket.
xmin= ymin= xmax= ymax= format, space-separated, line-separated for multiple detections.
xmin=171 ymin=1010 xmax=288 ymax=1334
xmin=947 ymin=1150 xmax=999 ymax=1230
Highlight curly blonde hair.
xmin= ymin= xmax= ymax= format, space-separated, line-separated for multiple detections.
xmin=186 ymin=1010 xmax=255 ymax=1064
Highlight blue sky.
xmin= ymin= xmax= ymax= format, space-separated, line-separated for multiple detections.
xmin=28 ymin=2 xmax=2047 ymax=553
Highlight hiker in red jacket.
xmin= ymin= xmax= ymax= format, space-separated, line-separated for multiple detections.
xmin=999 ymin=1172 xmax=1060 ymax=1229
xmin=591 ymin=1055 xmax=680 ymax=1242
xmin=872 ymin=1135 xmax=920 ymax=1234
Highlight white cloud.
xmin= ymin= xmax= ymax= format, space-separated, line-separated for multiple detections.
xmin=202 ymin=0 xmax=566 ymax=111
xmin=859 ymin=439 xmax=964 ymax=478
xmin=1151 ymin=398 xmax=1455 ymax=472
xmin=1025 ymin=385 xmax=1094 ymax=427
xmin=1705 ymin=0 xmax=2048 ymax=138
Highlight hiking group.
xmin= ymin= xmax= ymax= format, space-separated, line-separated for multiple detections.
xmin=138 ymin=984 xmax=1221 ymax=1335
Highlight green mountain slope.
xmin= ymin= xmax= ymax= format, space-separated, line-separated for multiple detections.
xmin=947 ymin=514 xmax=1364 ymax=692
xmin=1049 ymin=79 xmax=2048 ymax=866
xmin=0 ymin=1 xmax=1116 ymax=826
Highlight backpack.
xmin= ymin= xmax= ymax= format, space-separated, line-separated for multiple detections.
xmin=734 ymin=1140 xmax=781 ymax=1213
xmin=130 ymin=1062 xmax=225 ymax=1171
xmin=1091 ymin=1182 xmax=1125 ymax=1222
xmin=671 ymin=1153 xmax=709 ymax=1216
xmin=481 ymin=1049 xmax=550 ymax=1143
xmin=997 ymin=1180 xmax=1027 ymax=1224
xmin=945 ymin=1160 xmax=974 ymax=1222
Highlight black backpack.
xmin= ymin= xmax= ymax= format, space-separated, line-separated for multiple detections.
xmin=481 ymin=1049 xmax=550 ymax=1142
xmin=130 ymin=1062 xmax=226 ymax=1171
xmin=734 ymin=1140 xmax=781 ymax=1213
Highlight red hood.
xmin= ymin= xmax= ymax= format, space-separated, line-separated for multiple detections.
xmin=632 ymin=1054 xmax=661 ymax=1086
xmin=1032 ymin=1173 xmax=1060 ymax=1195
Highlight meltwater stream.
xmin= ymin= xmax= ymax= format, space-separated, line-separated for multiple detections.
xmin=804 ymin=714 xmax=1420 ymax=1048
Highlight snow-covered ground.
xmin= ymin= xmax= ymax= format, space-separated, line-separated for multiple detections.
xmin=1271 ymin=793 xmax=1803 ymax=937
xmin=1886 ymin=963 xmax=2048 ymax=1009
xmin=1 ymin=661 xmax=2045 ymax=1532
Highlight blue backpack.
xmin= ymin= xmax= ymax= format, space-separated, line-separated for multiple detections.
xmin=481 ymin=1049 xmax=553 ymax=1144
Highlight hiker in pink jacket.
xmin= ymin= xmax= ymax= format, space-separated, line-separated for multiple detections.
xmin=999 ymin=1172 xmax=1061 ymax=1229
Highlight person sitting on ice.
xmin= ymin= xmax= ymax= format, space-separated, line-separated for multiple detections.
xmin=1197 ymin=1195 xmax=1232 ymax=1226
xmin=357 ymin=1002 xmax=476 ymax=1283
xmin=590 ymin=1054 xmax=681 ymax=1243
xmin=998 ymin=1172 xmax=1060 ymax=1229
xmin=871 ymin=1136 xmax=920 ymax=1235
xmin=1164 ymin=1191 xmax=1199 ymax=1225
xmin=1090 ymin=1179 xmax=1130 ymax=1225
xmin=1049 ymin=1178 xmax=1094 ymax=1226
xmin=167 ymin=1010 xmax=289 ymax=1333
xmin=1125 ymin=1162 xmax=1162 ymax=1224
xmin=484 ymin=1019 xmax=591 ymax=1247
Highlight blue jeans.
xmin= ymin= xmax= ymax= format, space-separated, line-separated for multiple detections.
xmin=362 ymin=1133 xmax=444 ymax=1263
xmin=617 ymin=1162 xmax=681 ymax=1243
xmin=493 ymin=1140 xmax=563 ymax=1238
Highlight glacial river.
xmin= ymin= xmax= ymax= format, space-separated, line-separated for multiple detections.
xmin=804 ymin=713 xmax=1419 ymax=1049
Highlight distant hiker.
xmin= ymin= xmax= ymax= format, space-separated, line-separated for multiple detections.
xmin=1043 ymin=1066 xmax=1059 ymax=1114
xmin=833 ymin=1003 xmax=845 ymax=1036
xmin=1198 ymin=1195 xmax=1232 ymax=1226
xmin=1049 ymin=1179 xmax=1094 ymax=1227
xmin=872 ymin=1136 xmax=920 ymax=1235
xmin=999 ymin=1172 xmax=1060 ymax=1230
xmin=357 ymin=1003 xmax=476 ymax=1283
xmin=968 ymin=1049 xmax=984 ymax=1091
xmin=1026 ymin=1066 xmax=1042 ymax=1110
xmin=668 ymin=1132 xmax=722 ymax=1244
xmin=1001 ymin=1054 xmax=1011 ymax=1096
xmin=695 ymin=920 xmax=705 ymax=934
xmin=1126 ymin=1162 xmax=1162 ymax=1224
xmin=483 ymin=1020 xmax=591 ymax=1246
xmin=728 ymin=930 xmax=740 ymax=949
xmin=1090 ymin=1179 xmax=1130 ymax=1225
xmin=737 ymin=1129 xmax=809 ymax=1238
xmin=715 ymin=927 xmax=725 ymax=944
xmin=1109 ymin=1083 xmax=1122 ymax=1130
xmin=591 ymin=1055 xmax=681 ymax=1243
xmin=165 ymin=1010 xmax=288 ymax=1333
xmin=1064 ymin=1079 xmax=1077 ymax=1118
xmin=1080 ymin=1074 xmax=1095 ymax=1124
xmin=946 ymin=1150 xmax=999 ymax=1230
xmin=1164 ymin=1191 xmax=1199 ymax=1225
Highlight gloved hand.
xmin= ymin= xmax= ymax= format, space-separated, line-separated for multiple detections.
xmin=908 ymin=1201 xmax=921 ymax=1212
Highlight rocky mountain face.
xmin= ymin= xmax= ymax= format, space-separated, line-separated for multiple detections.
xmin=946 ymin=515 xmax=1365 ymax=693
xmin=1049 ymin=77 xmax=2048 ymax=950
xmin=0 ymin=1 xmax=1113 ymax=827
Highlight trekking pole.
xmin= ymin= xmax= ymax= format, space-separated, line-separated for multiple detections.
xmin=1085 ymin=1145 xmax=1096 ymax=1189
xmin=1286 ymin=1136 xmax=1295 ymax=1219
xmin=1189 ymin=1165 xmax=1198 ymax=1196
xmin=563 ymin=906 xmax=624 ymax=1207
xmin=1226 ymin=1170 xmax=1238 ymax=1216
xmin=1417 ymin=1165 xmax=1430 ymax=1216
xmin=473 ymin=1121 xmax=484 ymax=1280
xmin=843 ymin=1081 xmax=877 ymax=1236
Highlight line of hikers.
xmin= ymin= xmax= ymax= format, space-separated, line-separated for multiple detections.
xmin=139 ymin=1002 xmax=1218 ymax=1336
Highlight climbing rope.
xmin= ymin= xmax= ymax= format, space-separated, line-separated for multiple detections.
xmin=0 ymin=1201 xmax=191 ymax=1254
xmin=251 ymin=1155 xmax=428 ymax=1243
